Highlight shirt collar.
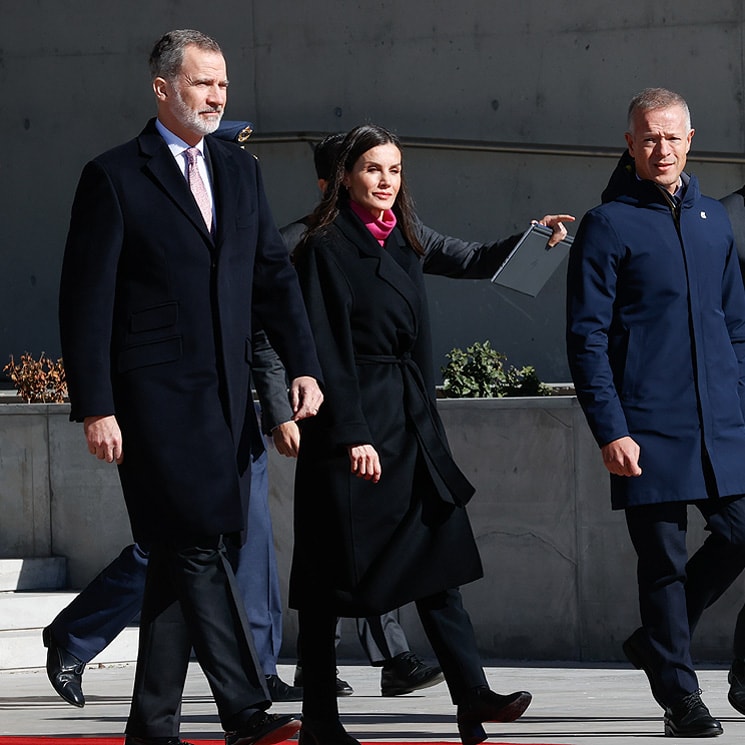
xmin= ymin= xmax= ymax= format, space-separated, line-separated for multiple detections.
xmin=155 ymin=119 xmax=205 ymax=158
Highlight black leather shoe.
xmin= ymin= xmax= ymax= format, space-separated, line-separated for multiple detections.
xmin=42 ymin=626 xmax=85 ymax=708
xmin=728 ymin=659 xmax=745 ymax=715
xmin=125 ymin=737 xmax=194 ymax=745
xmin=381 ymin=651 xmax=444 ymax=696
xmin=622 ymin=627 xmax=665 ymax=709
xmin=266 ymin=674 xmax=303 ymax=702
xmin=225 ymin=712 xmax=302 ymax=745
xmin=334 ymin=673 xmax=354 ymax=696
xmin=456 ymin=686 xmax=532 ymax=745
xmin=294 ymin=666 xmax=354 ymax=696
xmin=664 ymin=690 xmax=723 ymax=737
xmin=298 ymin=718 xmax=360 ymax=745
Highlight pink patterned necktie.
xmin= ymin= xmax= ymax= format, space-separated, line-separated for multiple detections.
xmin=184 ymin=147 xmax=213 ymax=230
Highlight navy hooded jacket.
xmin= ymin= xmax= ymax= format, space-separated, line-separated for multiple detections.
xmin=567 ymin=154 xmax=745 ymax=509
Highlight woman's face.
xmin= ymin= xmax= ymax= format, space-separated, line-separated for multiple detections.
xmin=343 ymin=143 xmax=402 ymax=219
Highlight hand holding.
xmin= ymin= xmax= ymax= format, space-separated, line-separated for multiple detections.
xmin=536 ymin=213 xmax=576 ymax=247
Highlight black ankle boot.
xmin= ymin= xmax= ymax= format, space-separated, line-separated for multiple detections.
xmin=456 ymin=686 xmax=532 ymax=745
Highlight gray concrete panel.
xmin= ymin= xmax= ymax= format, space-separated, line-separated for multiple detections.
xmin=0 ymin=406 xmax=52 ymax=557
xmin=5 ymin=2 xmax=745 ymax=385
xmin=47 ymin=408 xmax=132 ymax=588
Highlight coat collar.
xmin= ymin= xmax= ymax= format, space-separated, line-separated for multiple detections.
xmin=335 ymin=206 xmax=421 ymax=318
xmin=137 ymin=118 xmax=239 ymax=246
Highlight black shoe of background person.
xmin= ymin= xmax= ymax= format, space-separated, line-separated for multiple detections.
xmin=380 ymin=651 xmax=444 ymax=696
xmin=125 ymin=737 xmax=195 ymax=745
xmin=622 ymin=627 xmax=665 ymax=709
xmin=265 ymin=673 xmax=303 ymax=702
xmin=728 ymin=659 xmax=745 ymax=715
xmin=456 ymin=686 xmax=532 ymax=745
xmin=663 ymin=690 xmax=723 ymax=737
xmin=42 ymin=626 xmax=85 ymax=708
xmin=293 ymin=665 xmax=354 ymax=696
xmin=225 ymin=711 xmax=303 ymax=745
xmin=298 ymin=718 xmax=361 ymax=745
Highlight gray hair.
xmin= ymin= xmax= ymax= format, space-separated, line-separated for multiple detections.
xmin=149 ymin=29 xmax=222 ymax=81
xmin=626 ymin=87 xmax=692 ymax=133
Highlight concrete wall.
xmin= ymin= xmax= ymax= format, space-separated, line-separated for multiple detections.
xmin=3 ymin=398 xmax=741 ymax=663
xmin=4 ymin=2 xmax=745 ymax=384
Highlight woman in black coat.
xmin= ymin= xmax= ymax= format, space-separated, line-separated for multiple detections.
xmin=290 ymin=124 xmax=531 ymax=745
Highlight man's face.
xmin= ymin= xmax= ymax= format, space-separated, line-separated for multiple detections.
xmin=154 ymin=45 xmax=227 ymax=144
xmin=625 ymin=105 xmax=694 ymax=194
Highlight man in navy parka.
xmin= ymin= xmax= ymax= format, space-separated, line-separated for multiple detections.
xmin=567 ymin=87 xmax=745 ymax=738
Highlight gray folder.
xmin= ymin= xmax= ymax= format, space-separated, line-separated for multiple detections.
xmin=490 ymin=222 xmax=574 ymax=297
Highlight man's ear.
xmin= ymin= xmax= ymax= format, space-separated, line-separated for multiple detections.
xmin=624 ymin=131 xmax=635 ymax=158
xmin=153 ymin=76 xmax=169 ymax=101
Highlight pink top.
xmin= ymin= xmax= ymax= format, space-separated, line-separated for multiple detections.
xmin=350 ymin=200 xmax=397 ymax=245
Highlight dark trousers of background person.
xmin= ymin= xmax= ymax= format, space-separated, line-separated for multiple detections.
xmin=46 ymin=451 xmax=281 ymax=674
xmin=340 ymin=614 xmax=409 ymax=664
xmin=126 ymin=536 xmax=269 ymax=737
xmin=625 ymin=495 xmax=745 ymax=705
xmin=297 ymin=613 xmax=410 ymax=668
xmin=299 ymin=587 xmax=487 ymax=722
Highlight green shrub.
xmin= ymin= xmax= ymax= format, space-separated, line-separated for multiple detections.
xmin=441 ymin=340 xmax=548 ymax=398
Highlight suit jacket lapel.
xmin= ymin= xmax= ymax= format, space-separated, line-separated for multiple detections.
xmin=138 ymin=121 xmax=215 ymax=244
xmin=205 ymin=136 xmax=240 ymax=247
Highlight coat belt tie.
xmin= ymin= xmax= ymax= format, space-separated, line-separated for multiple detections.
xmin=355 ymin=353 xmax=475 ymax=506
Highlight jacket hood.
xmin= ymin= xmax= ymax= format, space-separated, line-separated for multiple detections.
xmin=600 ymin=149 xmax=695 ymax=207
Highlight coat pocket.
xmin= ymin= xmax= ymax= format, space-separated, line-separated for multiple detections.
xmin=129 ymin=302 xmax=179 ymax=333
xmin=117 ymin=336 xmax=182 ymax=373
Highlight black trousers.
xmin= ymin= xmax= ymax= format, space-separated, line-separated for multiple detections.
xmin=126 ymin=537 xmax=270 ymax=738
xmin=625 ymin=495 xmax=745 ymax=706
xmin=299 ymin=587 xmax=487 ymax=721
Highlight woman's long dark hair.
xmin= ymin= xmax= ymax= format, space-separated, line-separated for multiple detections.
xmin=298 ymin=124 xmax=424 ymax=256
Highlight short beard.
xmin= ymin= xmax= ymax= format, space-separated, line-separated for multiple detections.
xmin=172 ymin=86 xmax=223 ymax=136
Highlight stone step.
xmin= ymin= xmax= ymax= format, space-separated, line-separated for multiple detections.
xmin=0 ymin=626 xmax=139 ymax=671
xmin=0 ymin=557 xmax=67 ymax=591
xmin=0 ymin=591 xmax=138 ymax=670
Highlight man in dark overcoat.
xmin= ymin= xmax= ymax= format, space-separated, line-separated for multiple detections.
xmin=567 ymin=87 xmax=745 ymax=738
xmin=58 ymin=29 xmax=322 ymax=745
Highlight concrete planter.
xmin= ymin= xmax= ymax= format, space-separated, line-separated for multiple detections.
xmin=1 ymin=396 xmax=741 ymax=662
xmin=0 ymin=401 xmax=132 ymax=586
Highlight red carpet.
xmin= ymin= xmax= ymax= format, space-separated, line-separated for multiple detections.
xmin=0 ymin=740 xmax=559 ymax=745
xmin=0 ymin=740 xmax=543 ymax=744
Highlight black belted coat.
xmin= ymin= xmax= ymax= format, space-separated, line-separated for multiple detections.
xmin=289 ymin=206 xmax=483 ymax=616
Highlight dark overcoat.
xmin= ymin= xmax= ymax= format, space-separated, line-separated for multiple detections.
xmin=567 ymin=160 xmax=745 ymax=509
xmin=59 ymin=119 xmax=320 ymax=542
xmin=289 ymin=206 xmax=483 ymax=617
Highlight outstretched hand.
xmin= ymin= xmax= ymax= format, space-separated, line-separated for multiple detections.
xmin=536 ymin=214 xmax=576 ymax=247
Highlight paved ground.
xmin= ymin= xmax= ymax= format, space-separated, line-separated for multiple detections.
xmin=2 ymin=661 xmax=745 ymax=743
